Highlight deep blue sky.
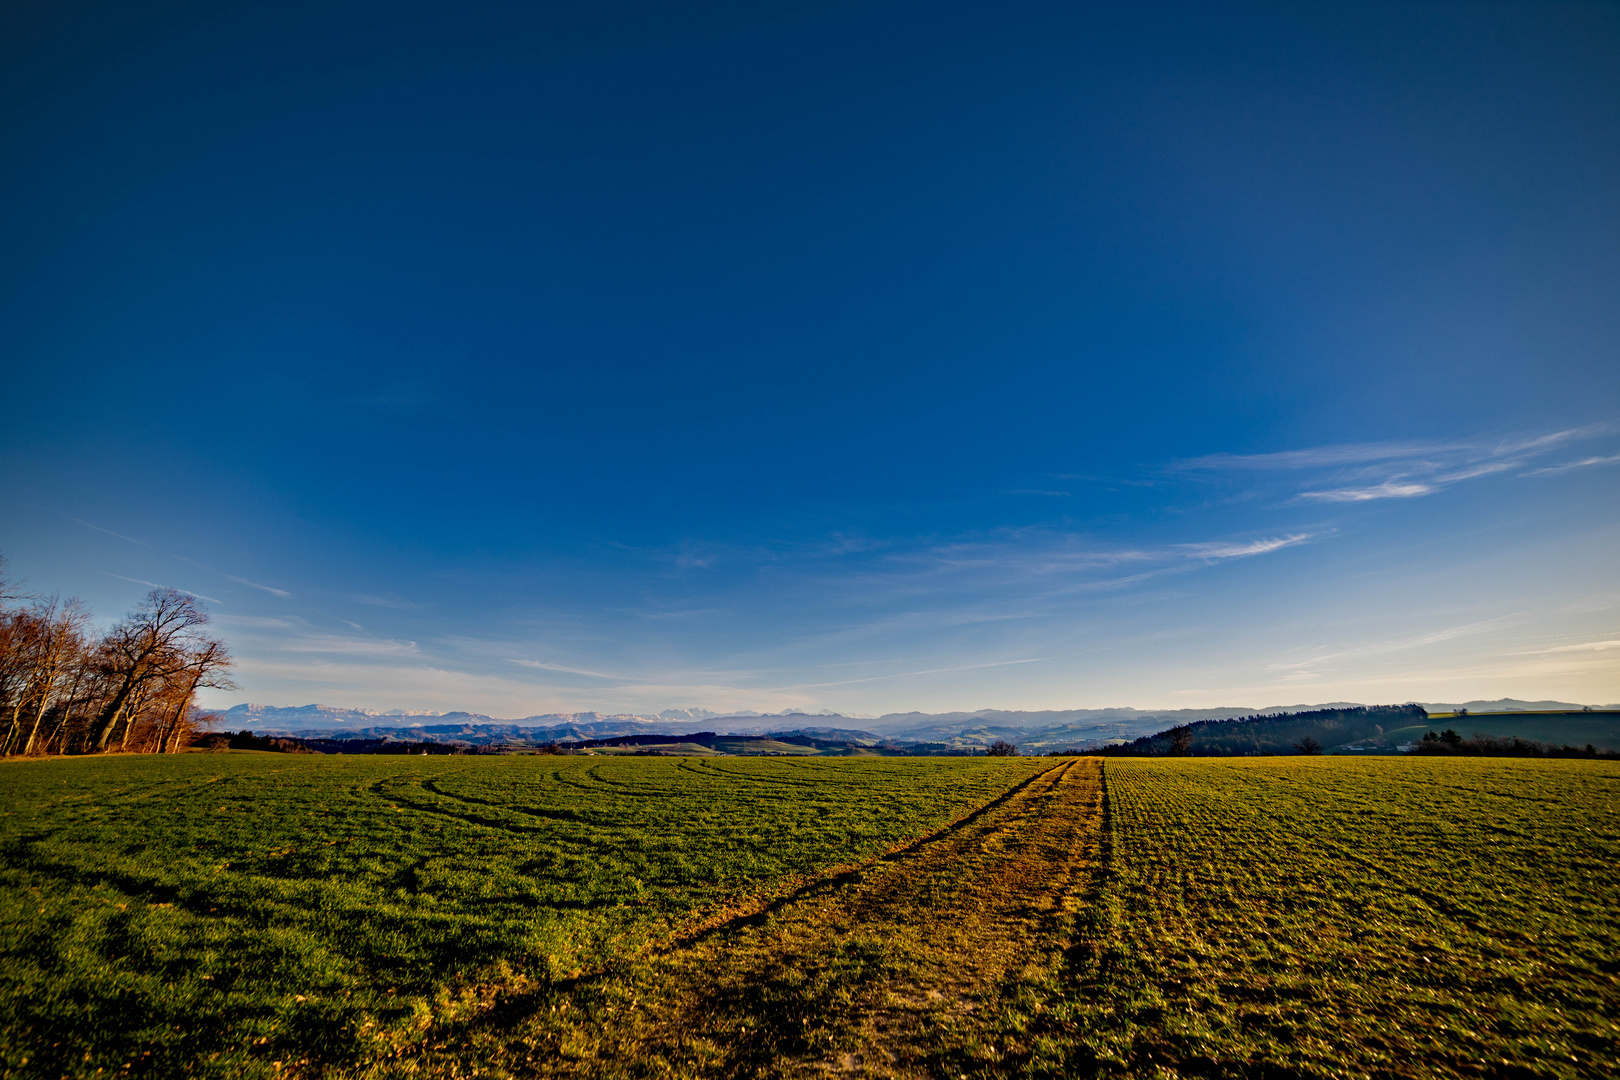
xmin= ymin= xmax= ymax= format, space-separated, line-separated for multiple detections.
xmin=3 ymin=0 xmax=1617 ymax=715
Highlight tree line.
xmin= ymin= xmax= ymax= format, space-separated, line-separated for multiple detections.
xmin=1410 ymin=728 xmax=1618 ymax=759
xmin=0 ymin=556 xmax=235 ymax=756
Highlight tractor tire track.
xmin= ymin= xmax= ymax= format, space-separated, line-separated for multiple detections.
xmin=665 ymin=761 xmax=1071 ymax=951
xmin=580 ymin=758 xmax=1107 ymax=1079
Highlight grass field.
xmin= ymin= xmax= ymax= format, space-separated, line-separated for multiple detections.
xmin=0 ymin=753 xmax=1045 ymax=1078
xmin=1 ymin=753 xmax=1616 ymax=1078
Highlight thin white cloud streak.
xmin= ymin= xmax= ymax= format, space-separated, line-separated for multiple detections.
xmin=77 ymin=518 xmax=292 ymax=599
xmin=1515 ymin=640 xmax=1620 ymax=655
xmin=506 ymin=659 xmax=621 ymax=679
xmin=1522 ymin=454 xmax=1620 ymax=476
xmin=228 ymin=576 xmax=291 ymax=597
xmin=1175 ymin=441 xmax=1463 ymax=471
xmin=217 ymin=614 xmax=295 ymax=629
xmin=222 ymin=616 xmax=422 ymax=658
xmin=1176 ymin=425 xmax=1616 ymax=507
xmin=881 ymin=528 xmax=1311 ymax=582
xmin=1175 ymin=425 xmax=1611 ymax=473
xmin=1300 ymin=481 xmax=1434 ymax=502
xmin=1492 ymin=424 xmax=1612 ymax=455
xmin=270 ymin=635 xmax=420 ymax=657
xmin=92 ymin=570 xmax=222 ymax=605
xmin=75 ymin=519 xmax=155 ymax=547
xmin=1180 ymin=534 xmax=1312 ymax=558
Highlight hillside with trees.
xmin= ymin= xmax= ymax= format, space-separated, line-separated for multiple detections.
xmin=0 ymin=556 xmax=234 ymax=755
xmin=1099 ymin=704 xmax=1429 ymax=756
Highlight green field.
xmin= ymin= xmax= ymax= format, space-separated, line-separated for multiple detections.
xmin=1 ymin=753 xmax=1616 ymax=1078
xmin=586 ymin=737 xmax=848 ymax=756
xmin=0 ymin=753 xmax=1045 ymax=1077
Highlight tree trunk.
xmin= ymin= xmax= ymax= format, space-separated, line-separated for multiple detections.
xmin=21 ymin=691 xmax=52 ymax=756
xmin=45 ymin=668 xmax=89 ymax=755
xmin=160 ymin=677 xmax=200 ymax=753
xmin=91 ymin=685 xmax=134 ymax=751
xmin=118 ymin=683 xmax=148 ymax=752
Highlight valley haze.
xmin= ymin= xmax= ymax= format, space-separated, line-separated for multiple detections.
xmin=219 ymin=697 xmax=1613 ymax=748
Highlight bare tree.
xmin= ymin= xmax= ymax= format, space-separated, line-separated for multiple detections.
xmin=0 ymin=553 xmax=24 ymax=608
xmin=1167 ymin=725 xmax=1194 ymax=756
xmin=154 ymin=638 xmax=235 ymax=752
xmin=34 ymin=640 xmax=99 ymax=754
xmin=5 ymin=597 xmax=90 ymax=756
xmin=0 ymin=558 xmax=238 ymax=757
xmin=0 ymin=609 xmax=32 ymax=746
xmin=88 ymin=589 xmax=233 ymax=753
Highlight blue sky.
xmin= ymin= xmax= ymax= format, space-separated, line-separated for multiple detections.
xmin=3 ymin=1 xmax=1617 ymax=715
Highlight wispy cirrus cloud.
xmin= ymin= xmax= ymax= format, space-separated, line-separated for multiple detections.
xmin=217 ymin=614 xmax=295 ymax=629
xmin=77 ymin=519 xmax=292 ymax=599
xmin=1514 ymin=639 xmax=1620 ymax=655
xmin=228 ymin=575 xmax=291 ymax=597
xmin=92 ymin=570 xmax=221 ymax=604
xmin=1176 ymin=441 xmax=1460 ymax=471
xmin=1180 ymin=534 xmax=1312 ymax=559
xmin=1299 ymin=480 xmax=1434 ymax=503
xmin=506 ymin=659 xmax=620 ymax=679
xmin=274 ymin=634 xmax=420 ymax=657
xmin=1176 ymin=424 xmax=1615 ymax=505
xmin=1521 ymin=453 xmax=1620 ymax=477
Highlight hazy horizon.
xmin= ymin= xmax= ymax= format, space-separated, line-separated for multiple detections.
xmin=213 ymin=696 xmax=1616 ymax=729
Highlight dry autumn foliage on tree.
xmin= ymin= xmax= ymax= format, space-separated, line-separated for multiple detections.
xmin=0 ymin=555 xmax=235 ymax=756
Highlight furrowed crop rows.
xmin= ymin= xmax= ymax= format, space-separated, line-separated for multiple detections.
xmin=1037 ymin=757 xmax=1620 ymax=1078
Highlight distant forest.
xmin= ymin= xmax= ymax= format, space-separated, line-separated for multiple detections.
xmin=1409 ymin=729 xmax=1618 ymax=759
xmin=1099 ymin=705 xmax=1428 ymax=757
xmin=0 ymin=556 xmax=234 ymax=756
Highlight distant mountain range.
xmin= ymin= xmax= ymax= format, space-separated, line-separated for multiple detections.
xmin=214 ymin=698 xmax=1613 ymax=751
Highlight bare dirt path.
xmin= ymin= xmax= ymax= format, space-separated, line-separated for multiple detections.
xmin=598 ymin=758 xmax=1107 ymax=1079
